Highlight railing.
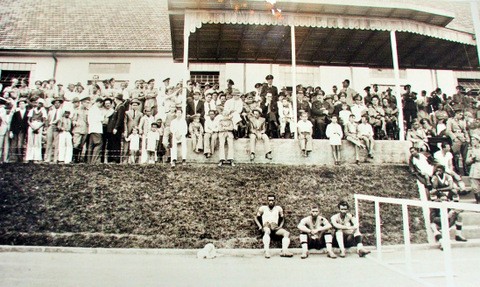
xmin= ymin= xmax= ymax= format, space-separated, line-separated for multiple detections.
xmin=354 ymin=194 xmax=480 ymax=287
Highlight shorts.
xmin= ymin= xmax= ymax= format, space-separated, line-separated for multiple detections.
xmin=301 ymin=232 xmax=332 ymax=250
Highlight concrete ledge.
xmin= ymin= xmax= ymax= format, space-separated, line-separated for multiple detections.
xmin=3 ymin=240 xmax=480 ymax=256
xmin=185 ymin=139 xmax=411 ymax=165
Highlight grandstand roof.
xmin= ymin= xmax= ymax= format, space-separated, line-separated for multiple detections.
xmin=0 ymin=0 xmax=172 ymax=53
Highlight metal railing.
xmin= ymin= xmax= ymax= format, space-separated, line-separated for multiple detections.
xmin=354 ymin=194 xmax=480 ymax=287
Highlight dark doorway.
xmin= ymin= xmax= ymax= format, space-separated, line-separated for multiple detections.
xmin=0 ymin=70 xmax=31 ymax=93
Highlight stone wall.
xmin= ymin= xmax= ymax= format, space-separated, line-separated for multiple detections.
xmin=183 ymin=139 xmax=411 ymax=165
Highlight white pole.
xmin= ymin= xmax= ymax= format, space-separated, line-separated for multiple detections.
xmin=471 ymin=0 xmax=480 ymax=67
xmin=390 ymin=30 xmax=405 ymax=141
xmin=440 ymin=203 xmax=455 ymax=287
xmin=374 ymin=200 xmax=382 ymax=261
xmin=183 ymin=14 xmax=190 ymax=160
xmin=401 ymin=203 xmax=412 ymax=274
xmin=291 ymin=24 xmax=298 ymax=140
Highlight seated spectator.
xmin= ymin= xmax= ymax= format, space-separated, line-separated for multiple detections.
xmin=326 ymin=115 xmax=343 ymax=165
xmin=203 ymin=110 xmax=218 ymax=159
xmin=407 ymin=121 xmax=429 ymax=151
xmin=351 ymin=94 xmax=368 ymax=123
xmin=430 ymin=195 xmax=467 ymax=251
xmin=357 ymin=115 xmax=375 ymax=159
xmin=278 ymin=98 xmax=294 ymax=138
xmin=409 ymin=147 xmax=434 ymax=188
xmin=446 ymin=107 xmax=470 ymax=175
xmin=419 ymin=118 xmax=436 ymax=137
xmin=188 ymin=114 xmax=204 ymax=153
xmin=248 ymin=108 xmax=272 ymax=161
xmin=466 ymin=135 xmax=480 ymax=204
xmin=217 ymin=109 xmax=235 ymax=167
xmin=430 ymin=164 xmax=459 ymax=202
xmin=331 ymin=201 xmax=371 ymax=258
xmin=254 ymin=194 xmax=294 ymax=258
xmin=382 ymin=98 xmax=399 ymax=140
xmin=345 ymin=114 xmax=366 ymax=164
xmin=310 ymin=93 xmax=328 ymax=139
xmin=367 ymin=95 xmax=386 ymax=139
xmin=297 ymin=111 xmax=313 ymax=157
xmin=338 ymin=102 xmax=351 ymax=128
xmin=297 ymin=206 xmax=337 ymax=259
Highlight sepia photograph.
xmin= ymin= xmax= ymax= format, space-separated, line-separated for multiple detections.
xmin=1 ymin=0 xmax=480 ymax=286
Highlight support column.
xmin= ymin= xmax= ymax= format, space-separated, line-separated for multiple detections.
xmin=182 ymin=15 xmax=190 ymax=115
xmin=291 ymin=24 xmax=298 ymax=139
xmin=390 ymin=30 xmax=405 ymax=141
xmin=471 ymin=0 xmax=480 ymax=66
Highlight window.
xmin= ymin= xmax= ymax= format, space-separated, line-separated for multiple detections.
xmin=0 ymin=70 xmax=31 ymax=93
xmin=458 ymin=78 xmax=480 ymax=96
xmin=190 ymin=71 xmax=219 ymax=85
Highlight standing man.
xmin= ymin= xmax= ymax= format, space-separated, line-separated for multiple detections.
xmin=402 ymin=84 xmax=417 ymax=130
xmin=254 ymin=194 xmax=294 ymax=259
xmin=9 ymin=97 xmax=29 ymax=162
xmin=72 ymin=95 xmax=90 ymax=163
xmin=169 ymin=108 xmax=188 ymax=167
xmin=298 ymin=206 xmax=337 ymax=259
xmin=186 ymin=89 xmax=205 ymax=125
xmin=446 ymin=107 xmax=470 ymax=176
xmin=87 ymin=98 xmax=105 ymax=164
xmin=44 ymin=96 xmax=64 ymax=163
xmin=331 ymin=201 xmax=371 ymax=258
xmin=107 ymin=94 xmax=126 ymax=163
xmin=261 ymin=75 xmax=279 ymax=138
xmin=340 ymin=79 xmax=357 ymax=106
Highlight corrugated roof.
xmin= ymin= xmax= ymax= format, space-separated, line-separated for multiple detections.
xmin=0 ymin=0 xmax=172 ymax=52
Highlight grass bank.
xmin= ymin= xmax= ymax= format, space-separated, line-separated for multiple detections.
xmin=0 ymin=163 xmax=425 ymax=248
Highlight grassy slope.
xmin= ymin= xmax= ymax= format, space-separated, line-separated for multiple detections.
xmin=0 ymin=163 xmax=425 ymax=248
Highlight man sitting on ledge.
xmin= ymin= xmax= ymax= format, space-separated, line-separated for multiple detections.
xmin=254 ymin=194 xmax=294 ymax=259
xmin=330 ymin=200 xmax=371 ymax=258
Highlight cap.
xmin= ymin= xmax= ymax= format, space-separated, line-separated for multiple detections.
xmin=115 ymin=94 xmax=124 ymax=101
xmin=79 ymin=95 xmax=91 ymax=102
xmin=163 ymin=77 xmax=170 ymax=82
xmin=265 ymin=74 xmax=274 ymax=80
xmin=227 ymin=79 xmax=234 ymax=85
xmin=17 ymin=97 xmax=28 ymax=104
xmin=131 ymin=98 xmax=141 ymax=105
xmin=72 ymin=97 xmax=80 ymax=103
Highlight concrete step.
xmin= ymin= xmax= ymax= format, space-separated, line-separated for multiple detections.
xmin=461 ymin=212 xmax=480 ymax=226
xmin=449 ymin=225 xmax=480 ymax=239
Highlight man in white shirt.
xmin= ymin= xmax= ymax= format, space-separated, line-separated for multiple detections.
xmin=350 ymin=94 xmax=368 ymax=123
xmin=203 ymin=110 xmax=219 ymax=158
xmin=44 ymin=97 xmax=64 ymax=163
xmin=87 ymin=98 xmax=105 ymax=164
xmin=340 ymin=79 xmax=357 ymax=106
xmin=357 ymin=115 xmax=375 ymax=159
xmin=224 ymin=91 xmax=243 ymax=139
xmin=169 ymin=108 xmax=187 ymax=167
xmin=254 ymin=194 xmax=294 ymax=259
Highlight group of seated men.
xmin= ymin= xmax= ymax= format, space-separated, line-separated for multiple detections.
xmin=254 ymin=194 xmax=371 ymax=259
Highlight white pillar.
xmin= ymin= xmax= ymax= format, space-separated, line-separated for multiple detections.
xmin=182 ymin=15 xmax=190 ymax=115
xmin=390 ymin=30 xmax=405 ymax=141
xmin=291 ymin=25 xmax=298 ymax=139
xmin=471 ymin=0 xmax=480 ymax=66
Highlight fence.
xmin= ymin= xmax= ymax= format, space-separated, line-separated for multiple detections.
xmin=354 ymin=194 xmax=480 ymax=287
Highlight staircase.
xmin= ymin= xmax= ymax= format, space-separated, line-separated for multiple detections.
xmin=457 ymin=177 xmax=480 ymax=240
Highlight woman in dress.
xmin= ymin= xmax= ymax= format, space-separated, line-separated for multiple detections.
xmin=326 ymin=115 xmax=343 ymax=165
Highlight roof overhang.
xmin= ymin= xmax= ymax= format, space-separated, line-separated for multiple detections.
xmin=169 ymin=1 xmax=479 ymax=70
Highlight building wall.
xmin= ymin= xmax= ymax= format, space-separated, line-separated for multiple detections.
xmin=0 ymin=54 xmax=470 ymax=96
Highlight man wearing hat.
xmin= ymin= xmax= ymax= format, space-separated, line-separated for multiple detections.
xmin=8 ymin=97 xmax=29 ymax=162
xmin=44 ymin=96 xmax=64 ymax=163
xmin=203 ymin=109 xmax=219 ymax=158
xmin=363 ymin=86 xmax=372 ymax=106
xmin=72 ymin=95 xmax=90 ymax=163
xmin=248 ymin=108 xmax=273 ymax=161
xmin=340 ymin=79 xmax=357 ymax=106
xmin=122 ymin=98 xmax=143 ymax=163
xmin=402 ymin=84 xmax=417 ymax=130
xmin=44 ymin=78 xmax=58 ymax=99
xmin=225 ymin=79 xmax=235 ymax=95
xmin=446 ymin=107 xmax=470 ymax=175
xmin=87 ymin=97 xmax=105 ymax=163
xmin=260 ymin=75 xmax=280 ymax=137
xmin=106 ymin=94 xmax=126 ymax=163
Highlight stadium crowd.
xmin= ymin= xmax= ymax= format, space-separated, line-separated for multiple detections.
xmin=0 ymin=75 xmax=479 ymax=170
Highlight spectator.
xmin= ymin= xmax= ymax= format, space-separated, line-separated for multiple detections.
xmin=358 ymin=115 xmax=375 ymax=159
xmin=87 ymin=98 xmax=105 ymax=164
xmin=446 ymin=107 xmax=470 ymax=175
xmin=254 ymin=194 xmax=294 ymax=258
xmin=248 ymin=108 xmax=272 ymax=161
xmin=382 ymin=98 xmax=399 ymax=140
xmin=170 ymin=108 xmax=188 ymax=167
xmin=108 ymin=94 xmax=126 ymax=163
xmin=367 ymin=95 xmax=386 ymax=139
xmin=138 ymin=109 xmax=155 ymax=163
xmin=345 ymin=114 xmax=366 ymax=165
xmin=430 ymin=164 xmax=459 ymax=201
xmin=57 ymin=110 xmax=73 ymax=164
xmin=72 ymin=95 xmax=90 ymax=163
xmin=9 ymin=97 xmax=29 ymax=162
xmin=101 ymin=98 xmax=114 ymax=163
xmin=25 ymin=98 xmax=47 ymax=163
xmin=125 ymin=127 xmax=140 ymax=164
xmin=466 ymin=135 xmax=480 ymax=203
xmin=297 ymin=111 xmax=313 ymax=157
xmin=0 ymin=98 xmax=12 ymax=163
xmin=186 ymin=89 xmax=205 ymax=124
xmin=44 ymin=97 xmax=64 ymax=163
xmin=350 ymin=94 xmax=368 ymax=123
xmin=188 ymin=114 xmax=204 ymax=153
xmin=331 ymin=201 xmax=371 ymax=258
xmin=260 ymin=75 xmax=279 ymax=138
xmin=326 ymin=115 xmax=343 ymax=165
xmin=144 ymin=79 xmax=158 ymax=115
xmin=409 ymin=147 xmax=434 ymax=188
xmin=407 ymin=121 xmax=429 ymax=151
xmin=311 ymin=93 xmax=327 ymax=139
xmin=217 ymin=108 xmax=235 ymax=167
xmin=340 ymin=79 xmax=357 ymax=106
xmin=203 ymin=109 xmax=218 ymax=159
xmin=278 ymin=98 xmax=294 ymax=138
xmin=430 ymin=195 xmax=467 ymax=251
xmin=123 ymin=98 xmax=143 ymax=162
xmin=224 ymin=91 xmax=244 ymax=139
xmin=297 ymin=206 xmax=337 ymax=259
xmin=402 ymin=84 xmax=417 ymax=130
xmin=146 ymin=122 xmax=160 ymax=164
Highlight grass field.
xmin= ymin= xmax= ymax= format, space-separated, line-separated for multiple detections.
xmin=0 ymin=163 xmax=426 ymax=248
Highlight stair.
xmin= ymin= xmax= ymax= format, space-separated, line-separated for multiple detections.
xmin=457 ymin=177 xmax=480 ymax=240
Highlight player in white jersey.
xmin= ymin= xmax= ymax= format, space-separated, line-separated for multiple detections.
xmin=254 ymin=194 xmax=294 ymax=258
xmin=330 ymin=201 xmax=371 ymax=258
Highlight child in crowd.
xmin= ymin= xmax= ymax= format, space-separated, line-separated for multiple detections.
xmin=189 ymin=114 xmax=204 ymax=153
xmin=138 ymin=109 xmax=155 ymax=163
xmin=338 ymin=103 xmax=351 ymax=127
xmin=57 ymin=110 xmax=73 ymax=164
xmin=146 ymin=122 xmax=160 ymax=164
xmin=326 ymin=115 xmax=343 ymax=165
xmin=170 ymin=108 xmax=188 ymax=167
xmin=125 ymin=127 xmax=141 ymax=164
xmin=155 ymin=118 xmax=166 ymax=162
xmin=297 ymin=111 xmax=313 ymax=157
xmin=278 ymin=98 xmax=294 ymax=138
